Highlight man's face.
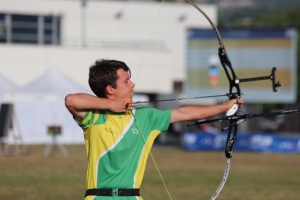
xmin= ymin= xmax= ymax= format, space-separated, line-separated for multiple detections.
xmin=113 ymin=68 xmax=135 ymax=99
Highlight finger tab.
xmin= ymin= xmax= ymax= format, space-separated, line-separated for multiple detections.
xmin=124 ymin=99 xmax=133 ymax=104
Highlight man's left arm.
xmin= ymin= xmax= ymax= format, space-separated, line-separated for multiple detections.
xmin=170 ymin=99 xmax=243 ymax=123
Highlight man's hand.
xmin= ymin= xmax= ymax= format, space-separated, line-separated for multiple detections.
xmin=224 ymin=98 xmax=243 ymax=116
xmin=108 ymin=99 xmax=134 ymax=113
xmin=226 ymin=98 xmax=243 ymax=109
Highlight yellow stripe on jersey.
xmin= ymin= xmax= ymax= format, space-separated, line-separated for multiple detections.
xmin=133 ymin=129 xmax=161 ymax=188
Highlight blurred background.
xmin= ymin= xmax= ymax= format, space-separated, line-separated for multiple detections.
xmin=0 ymin=0 xmax=300 ymax=153
xmin=0 ymin=1 xmax=300 ymax=200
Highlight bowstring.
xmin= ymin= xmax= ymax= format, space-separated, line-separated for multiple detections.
xmin=132 ymin=1 xmax=173 ymax=200
xmin=135 ymin=0 xmax=164 ymax=85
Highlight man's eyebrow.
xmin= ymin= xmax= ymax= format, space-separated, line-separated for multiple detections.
xmin=122 ymin=76 xmax=130 ymax=81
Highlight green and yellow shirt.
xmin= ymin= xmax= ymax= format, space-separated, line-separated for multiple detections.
xmin=77 ymin=107 xmax=171 ymax=200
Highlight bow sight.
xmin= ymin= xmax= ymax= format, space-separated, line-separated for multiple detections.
xmin=238 ymin=67 xmax=282 ymax=92
xmin=218 ymin=45 xmax=282 ymax=98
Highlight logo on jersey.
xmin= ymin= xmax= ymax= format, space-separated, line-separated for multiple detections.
xmin=105 ymin=127 xmax=114 ymax=134
xmin=132 ymin=127 xmax=140 ymax=135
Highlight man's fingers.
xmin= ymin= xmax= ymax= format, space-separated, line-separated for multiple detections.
xmin=237 ymin=98 xmax=243 ymax=106
xmin=124 ymin=99 xmax=133 ymax=111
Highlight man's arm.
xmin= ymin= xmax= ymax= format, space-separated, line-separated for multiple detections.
xmin=170 ymin=99 xmax=243 ymax=123
xmin=65 ymin=93 xmax=131 ymax=121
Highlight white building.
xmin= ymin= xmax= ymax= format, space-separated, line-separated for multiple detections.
xmin=0 ymin=0 xmax=217 ymax=144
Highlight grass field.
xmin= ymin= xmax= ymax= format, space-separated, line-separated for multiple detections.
xmin=0 ymin=144 xmax=299 ymax=200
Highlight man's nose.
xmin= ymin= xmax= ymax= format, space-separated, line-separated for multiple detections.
xmin=130 ymin=81 xmax=135 ymax=88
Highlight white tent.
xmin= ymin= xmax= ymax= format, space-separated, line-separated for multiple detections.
xmin=20 ymin=68 xmax=91 ymax=95
xmin=4 ymin=68 xmax=91 ymax=145
xmin=0 ymin=72 xmax=19 ymax=99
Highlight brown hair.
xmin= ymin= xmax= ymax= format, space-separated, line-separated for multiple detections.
xmin=88 ymin=59 xmax=131 ymax=98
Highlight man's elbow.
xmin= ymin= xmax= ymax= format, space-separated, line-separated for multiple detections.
xmin=65 ymin=94 xmax=77 ymax=110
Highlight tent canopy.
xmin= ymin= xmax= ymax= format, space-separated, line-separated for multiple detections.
xmin=20 ymin=68 xmax=91 ymax=96
xmin=0 ymin=73 xmax=19 ymax=93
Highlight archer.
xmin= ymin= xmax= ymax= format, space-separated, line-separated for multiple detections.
xmin=64 ymin=59 xmax=243 ymax=200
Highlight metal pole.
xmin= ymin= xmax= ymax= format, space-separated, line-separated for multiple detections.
xmin=38 ymin=15 xmax=44 ymax=45
xmin=5 ymin=14 xmax=11 ymax=43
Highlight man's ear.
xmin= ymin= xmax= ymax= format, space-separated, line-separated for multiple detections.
xmin=106 ymin=85 xmax=115 ymax=95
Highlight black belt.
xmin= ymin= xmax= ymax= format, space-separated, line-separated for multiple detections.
xmin=85 ymin=188 xmax=140 ymax=197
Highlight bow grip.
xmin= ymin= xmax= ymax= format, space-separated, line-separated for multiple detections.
xmin=226 ymin=104 xmax=238 ymax=116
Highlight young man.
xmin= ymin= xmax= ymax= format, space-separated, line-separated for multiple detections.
xmin=65 ymin=59 xmax=243 ymax=200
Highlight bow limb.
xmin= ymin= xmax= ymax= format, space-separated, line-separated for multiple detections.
xmin=186 ymin=0 xmax=241 ymax=199
xmin=186 ymin=0 xmax=225 ymax=49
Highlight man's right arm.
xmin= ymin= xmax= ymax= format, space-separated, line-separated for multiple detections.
xmin=64 ymin=93 xmax=130 ymax=121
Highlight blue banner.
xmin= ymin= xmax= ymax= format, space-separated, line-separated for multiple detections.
xmin=181 ymin=132 xmax=300 ymax=153
xmin=187 ymin=28 xmax=291 ymax=39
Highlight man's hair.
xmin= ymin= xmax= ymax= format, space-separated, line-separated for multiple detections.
xmin=88 ymin=59 xmax=131 ymax=98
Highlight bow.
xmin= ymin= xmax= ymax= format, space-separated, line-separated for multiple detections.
xmin=186 ymin=0 xmax=242 ymax=199
xmin=186 ymin=0 xmax=282 ymax=199
xmin=132 ymin=1 xmax=289 ymax=199
xmin=132 ymin=0 xmax=287 ymax=199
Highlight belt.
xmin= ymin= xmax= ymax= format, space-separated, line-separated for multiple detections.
xmin=85 ymin=188 xmax=140 ymax=197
